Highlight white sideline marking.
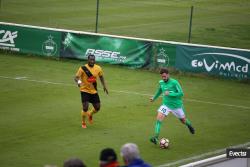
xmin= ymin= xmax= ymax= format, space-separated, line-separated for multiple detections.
xmin=0 ymin=76 xmax=73 ymax=86
xmin=0 ymin=75 xmax=250 ymax=110
xmin=14 ymin=76 xmax=27 ymax=80
xmin=184 ymin=98 xmax=250 ymax=110
xmin=157 ymin=142 xmax=250 ymax=167
xmin=105 ymin=89 xmax=250 ymax=110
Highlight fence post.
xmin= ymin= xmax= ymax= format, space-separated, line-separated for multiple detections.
xmin=95 ymin=0 xmax=100 ymax=33
xmin=188 ymin=6 xmax=194 ymax=43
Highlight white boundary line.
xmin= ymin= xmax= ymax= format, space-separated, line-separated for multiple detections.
xmin=0 ymin=75 xmax=250 ymax=110
xmin=108 ymin=90 xmax=250 ymax=110
xmin=157 ymin=142 xmax=250 ymax=167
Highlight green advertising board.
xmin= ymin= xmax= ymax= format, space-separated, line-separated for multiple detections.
xmin=60 ymin=32 xmax=177 ymax=69
xmin=2 ymin=22 xmax=250 ymax=80
xmin=61 ymin=32 xmax=152 ymax=68
xmin=176 ymin=45 xmax=250 ymax=79
xmin=0 ymin=24 xmax=61 ymax=57
xmin=152 ymin=42 xmax=176 ymax=69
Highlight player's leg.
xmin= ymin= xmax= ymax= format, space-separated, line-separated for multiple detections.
xmin=92 ymin=103 xmax=100 ymax=112
xmin=172 ymin=106 xmax=195 ymax=134
xmin=80 ymin=92 xmax=89 ymax=128
xmin=150 ymin=105 xmax=169 ymax=145
xmin=81 ymin=101 xmax=89 ymax=128
xmin=87 ymin=93 xmax=100 ymax=124
xmin=179 ymin=117 xmax=195 ymax=134
xmin=87 ymin=102 xmax=100 ymax=124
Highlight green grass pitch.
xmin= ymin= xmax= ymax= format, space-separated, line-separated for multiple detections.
xmin=0 ymin=1 xmax=250 ymax=166
xmin=0 ymin=52 xmax=250 ymax=167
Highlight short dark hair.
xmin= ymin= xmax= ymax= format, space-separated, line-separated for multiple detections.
xmin=63 ymin=158 xmax=86 ymax=167
xmin=100 ymin=148 xmax=117 ymax=163
xmin=87 ymin=54 xmax=95 ymax=59
xmin=160 ymin=68 xmax=169 ymax=74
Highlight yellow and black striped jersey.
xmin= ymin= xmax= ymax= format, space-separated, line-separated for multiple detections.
xmin=75 ymin=64 xmax=103 ymax=94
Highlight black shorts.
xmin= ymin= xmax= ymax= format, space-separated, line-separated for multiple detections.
xmin=80 ymin=92 xmax=100 ymax=104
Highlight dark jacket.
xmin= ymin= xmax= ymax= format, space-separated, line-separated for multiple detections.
xmin=101 ymin=161 xmax=120 ymax=167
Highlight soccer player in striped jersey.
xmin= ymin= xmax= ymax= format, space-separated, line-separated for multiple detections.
xmin=149 ymin=68 xmax=195 ymax=144
xmin=74 ymin=54 xmax=108 ymax=128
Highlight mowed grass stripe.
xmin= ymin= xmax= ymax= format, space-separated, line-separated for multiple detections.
xmin=0 ymin=75 xmax=250 ymax=110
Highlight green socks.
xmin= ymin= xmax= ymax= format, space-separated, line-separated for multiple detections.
xmin=185 ymin=118 xmax=192 ymax=127
xmin=154 ymin=120 xmax=162 ymax=138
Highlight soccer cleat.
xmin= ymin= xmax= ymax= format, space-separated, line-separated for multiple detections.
xmin=87 ymin=112 xmax=93 ymax=124
xmin=150 ymin=136 xmax=159 ymax=145
xmin=82 ymin=122 xmax=87 ymax=129
xmin=188 ymin=125 xmax=195 ymax=134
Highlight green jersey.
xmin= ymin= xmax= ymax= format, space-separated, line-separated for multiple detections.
xmin=153 ymin=78 xmax=184 ymax=109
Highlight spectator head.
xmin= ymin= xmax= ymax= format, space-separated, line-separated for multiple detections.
xmin=63 ymin=158 xmax=86 ymax=167
xmin=120 ymin=143 xmax=140 ymax=165
xmin=99 ymin=148 xmax=117 ymax=166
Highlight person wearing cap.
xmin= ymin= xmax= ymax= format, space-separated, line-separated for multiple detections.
xmin=74 ymin=54 xmax=108 ymax=128
xmin=120 ymin=143 xmax=151 ymax=167
xmin=99 ymin=148 xmax=120 ymax=167
xmin=149 ymin=68 xmax=195 ymax=145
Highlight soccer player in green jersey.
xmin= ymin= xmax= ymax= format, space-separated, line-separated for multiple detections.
xmin=149 ymin=68 xmax=195 ymax=144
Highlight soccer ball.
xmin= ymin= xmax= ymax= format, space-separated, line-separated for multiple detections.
xmin=159 ymin=138 xmax=169 ymax=149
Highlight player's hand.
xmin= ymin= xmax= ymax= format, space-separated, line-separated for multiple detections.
xmin=103 ymin=87 xmax=109 ymax=95
xmin=77 ymin=80 xmax=82 ymax=87
xmin=165 ymin=91 xmax=170 ymax=96
xmin=150 ymin=97 xmax=154 ymax=102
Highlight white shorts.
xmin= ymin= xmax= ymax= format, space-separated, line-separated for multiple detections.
xmin=157 ymin=105 xmax=185 ymax=119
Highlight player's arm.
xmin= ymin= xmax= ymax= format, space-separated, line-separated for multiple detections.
xmin=74 ymin=76 xmax=82 ymax=87
xmin=74 ymin=68 xmax=83 ymax=87
xmin=167 ymin=81 xmax=184 ymax=97
xmin=99 ymin=75 xmax=108 ymax=94
xmin=150 ymin=84 xmax=162 ymax=102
